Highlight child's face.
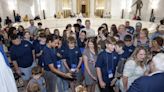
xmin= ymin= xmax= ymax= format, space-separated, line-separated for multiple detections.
xmin=106 ymin=43 xmax=115 ymax=52
xmin=68 ymin=42 xmax=75 ymax=49
xmin=115 ymin=45 xmax=123 ymax=53
xmin=54 ymin=31 xmax=59 ymax=36
xmin=40 ymin=37 xmax=46 ymax=43
xmin=88 ymin=41 xmax=94 ymax=49
xmin=79 ymin=32 xmax=86 ymax=39
xmin=125 ymin=41 xmax=132 ymax=46
xmin=51 ymin=39 xmax=59 ymax=48
xmin=24 ymin=32 xmax=31 ymax=39
xmin=140 ymin=31 xmax=146 ymax=38
xmin=33 ymin=74 xmax=41 ymax=80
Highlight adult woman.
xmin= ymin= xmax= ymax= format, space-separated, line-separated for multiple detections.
xmin=83 ymin=37 xmax=98 ymax=92
xmin=120 ymin=46 xmax=148 ymax=92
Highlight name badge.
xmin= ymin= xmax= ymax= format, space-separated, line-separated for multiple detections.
xmin=108 ymin=70 xmax=113 ymax=79
xmin=25 ymin=44 xmax=28 ymax=47
xmin=71 ymin=64 xmax=77 ymax=72
xmin=129 ymin=49 xmax=133 ymax=52
xmin=113 ymin=56 xmax=117 ymax=60
xmin=56 ymin=61 xmax=61 ymax=68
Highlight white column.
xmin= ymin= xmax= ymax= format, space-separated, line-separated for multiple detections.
xmin=111 ymin=0 xmax=122 ymax=19
xmin=105 ymin=0 xmax=111 ymax=13
xmin=72 ymin=0 xmax=77 ymax=14
xmin=90 ymin=0 xmax=95 ymax=17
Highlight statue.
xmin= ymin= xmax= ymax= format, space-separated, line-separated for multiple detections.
xmin=132 ymin=0 xmax=143 ymax=16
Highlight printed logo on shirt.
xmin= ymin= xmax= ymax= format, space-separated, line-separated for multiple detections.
xmin=75 ymin=51 xmax=78 ymax=54
xmin=61 ymin=50 xmax=64 ymax=52
xmin=113 ymin=56 xmax=117 ymax=59
xmin=24 ymin=44 xmax=29 ymax=47
xmin=129 ymin=49 xmax=133 ymax=52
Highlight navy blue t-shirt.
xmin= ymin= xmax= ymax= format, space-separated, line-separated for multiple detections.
xmin=34 ymin=42 xmax=46 ymax=67
xmin=123 ymin=45 xmax=135 ymax=59
xmin=63 ymin=47 xmax=82 ymax=68
xmin=95 ymin=50 xmax=119 ymax=84
xmin=10 ymin=40 xmax=34 ymax=68
xmin=77 ymin=38 xmax=86 ymax=48
xmin=126 ymin=26 xmax=135 ymax=35
xmin=42 ymin=46 xmax=57 ymax=71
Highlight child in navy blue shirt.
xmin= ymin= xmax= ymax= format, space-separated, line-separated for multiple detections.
xmin=41 ymin=35 xmax=72 ymax=92
xmin=96 ymin=37 xmax=119 ymax=92
xmin=63 ymin=36 xmax=82 ymax=92
xmin=123 ymin=35 xmax=135 ymax=59
xmin=111 ymin=40 xmax=126 ymax=92
xmin=77 ymin=30 xmax=87 ymax=53
xmin=34 ymin=33 xmax=46 ymax=67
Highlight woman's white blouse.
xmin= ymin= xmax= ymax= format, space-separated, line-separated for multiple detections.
xmin=123 ymin=59 xmax=146 ymax=89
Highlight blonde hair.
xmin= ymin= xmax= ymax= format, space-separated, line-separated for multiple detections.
xmin=130 ymin=46 xmax=148 ymax=67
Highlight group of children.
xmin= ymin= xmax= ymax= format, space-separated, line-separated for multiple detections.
xmin=0 ymin=19 xmax=163 ymax=92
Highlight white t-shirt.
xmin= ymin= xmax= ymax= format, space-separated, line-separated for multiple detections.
xmin=81 ymin=28 xmax=95 ymax=38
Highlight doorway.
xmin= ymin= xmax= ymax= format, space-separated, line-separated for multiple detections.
xmin=77 ymin=0 xmax=90 ymax=17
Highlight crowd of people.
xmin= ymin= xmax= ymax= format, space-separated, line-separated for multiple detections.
xmin=0 ymin=18 xmax=164 ymax=92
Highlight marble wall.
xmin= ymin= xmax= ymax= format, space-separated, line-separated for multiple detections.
xmin=0 ymin=0 xmax=163 ymax=23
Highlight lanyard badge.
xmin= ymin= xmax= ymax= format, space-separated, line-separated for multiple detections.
xmin=71 ymin=64 xmax=77 ymax=72
xmin=108 ymin=70 xmax=113 ymax=78
xmin=106 ymin=52 xmax=114 ymax=79
xmin=56 ymin=60 xmax=61 ymax=68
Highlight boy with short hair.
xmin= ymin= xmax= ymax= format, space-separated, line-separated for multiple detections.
xmin=96 ymin=37 xmax=119 ymax=92
xmin=63 ymin=36 xmax=83 ymax=92
xmin=123 ymin=35 xmax=135 ymax=59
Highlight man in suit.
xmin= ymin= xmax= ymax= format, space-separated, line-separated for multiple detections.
xmin=128 ymin=53 xmax=164 ymax=92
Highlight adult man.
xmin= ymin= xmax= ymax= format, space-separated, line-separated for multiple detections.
xmin=128 ymin=53 xmax=164 ymax=92
xmin=10 ymin=35 xmax=34 ymax=84
xmin=81 ymin=20 xmax=95 ymax=38
xmin=27 ymin=19 xmax=37 ymax=36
